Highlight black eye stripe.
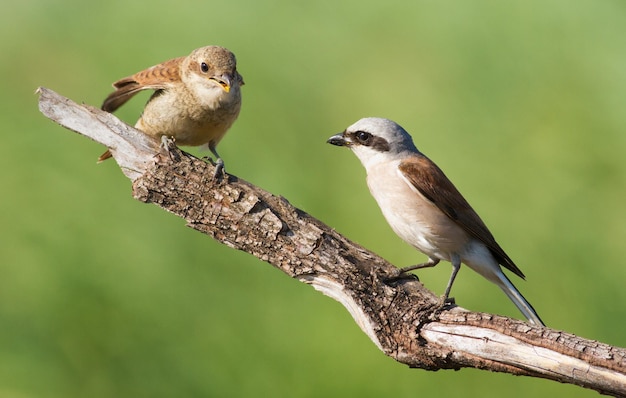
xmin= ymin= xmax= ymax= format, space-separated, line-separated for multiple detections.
xmin=348 ymin=131 xmax=390 ymax=152
xmin=370 ymin=136 xmax=390 ymax=152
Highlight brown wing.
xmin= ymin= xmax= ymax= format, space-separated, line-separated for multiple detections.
xmin=101 ymin=56 xmax=184 ymax=112
xmin=398 ymin=156 xmax=525 ymax=279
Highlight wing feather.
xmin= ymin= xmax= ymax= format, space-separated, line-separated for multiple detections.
xmin=101 ymin=57 xmax=183 ymax=112
xmin=398 ymin=156 xmax=525 ymax=278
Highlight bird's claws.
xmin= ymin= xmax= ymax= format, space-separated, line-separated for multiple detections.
xmin=160 ymin=135 xmax=175 ymax=150
xmin=201 ymin=155 xmax=215 ymax=165
xmin=200 ymin=156 xmax=226 ymax=180
xmin=382 ymin=267 xmax=419 ymax=283
xmin=212 ymin=158 xmax=225 ymax=180
xmin=440 ymin=295 xmax=455 ymax=307
xmin=158 ymin=135 xmax=181 ymax=162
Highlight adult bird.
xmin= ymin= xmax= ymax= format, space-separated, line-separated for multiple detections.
xmin=328 ymin=117 xmax=544 ymax=325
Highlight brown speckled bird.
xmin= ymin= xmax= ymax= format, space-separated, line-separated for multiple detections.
xmin=99 ymin=45 xmax=244 ymax=173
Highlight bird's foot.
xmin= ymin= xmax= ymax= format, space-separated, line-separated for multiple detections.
xmin=201 ymin=156 xmax=226 ymax=180
xmin=158 ymin=135 xmax=180 ymax=162
xmin=439 ymin=295 xmax=455 ymax=307
xmin=384 ymin=259 xmax=440 ymax=282
xmin=160 ymin=135 xmax=175 ymax=151
xmin=383 ymin=267 xmax=419 ymax=283
xmin=213 ymin=158 xmax=225 ymax=180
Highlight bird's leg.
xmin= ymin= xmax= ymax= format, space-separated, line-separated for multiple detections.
xmin=159 ymin=135 xmax=180 ymax=161
xmin=387 ymin=258 xmax=440 ymax=280
xmin=398 ymin=257 xmax=440 ymax=274
xmin=207 ymin=142 xmax=225 ymax=179
xmin=442 ymin=256 xmax=462 ymax=304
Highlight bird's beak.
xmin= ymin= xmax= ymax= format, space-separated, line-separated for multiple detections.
xmin=211 ymin=73 xmax=233 ymax=93
xmin=327 ymin=132 xmax=349 ymax=147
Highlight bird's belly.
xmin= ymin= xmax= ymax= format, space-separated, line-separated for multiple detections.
xmin=367 ymin=172 xmax=470 ymax=261
xmin=167 ymin=118 xmax=231 ymax=146
xmin=138 ymin=116 xmax=228 ymax=146
xmin=137 ymin=92 xmax=240 ymax=147
xmin=383 ymin=204 xmax=469 ymax=261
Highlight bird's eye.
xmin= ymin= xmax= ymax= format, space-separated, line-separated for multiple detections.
xmin=200 ymin=62 xmax=209 ymax=72
xmin=355 ymin=131 xmax=372 ymax=144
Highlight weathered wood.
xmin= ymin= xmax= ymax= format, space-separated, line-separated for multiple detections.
xmin=37 ymin=87 xmax=626 ymax=397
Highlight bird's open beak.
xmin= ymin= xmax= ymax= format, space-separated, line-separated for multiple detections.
xmin=327 ymin=133 xmax=349 ymax=147
xmin=211 ymin=73 xmax=233 ymax=93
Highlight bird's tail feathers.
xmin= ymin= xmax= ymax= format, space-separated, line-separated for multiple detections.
xmin=494 ymin=271 xmax=545 ymax=326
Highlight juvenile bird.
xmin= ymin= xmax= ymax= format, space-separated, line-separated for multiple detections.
xmin=99 ymin=45 xmax=244 ymax=174
xmin=327 ymin=117 xmax=544 ymax=325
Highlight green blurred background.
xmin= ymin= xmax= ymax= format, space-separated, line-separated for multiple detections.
xmin=2 ymin=0 xmax=625 ymax=396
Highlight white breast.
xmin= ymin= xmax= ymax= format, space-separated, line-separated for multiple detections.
xmin=365 ymin=160 xmax=471 ymax=262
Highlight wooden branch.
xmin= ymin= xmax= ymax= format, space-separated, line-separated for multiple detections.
xmin=37 ymin=87 xmax=626 ymax=397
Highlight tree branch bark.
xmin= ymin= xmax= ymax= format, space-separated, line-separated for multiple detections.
xmin=37 ymin=87 xmax=626 ymax=397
